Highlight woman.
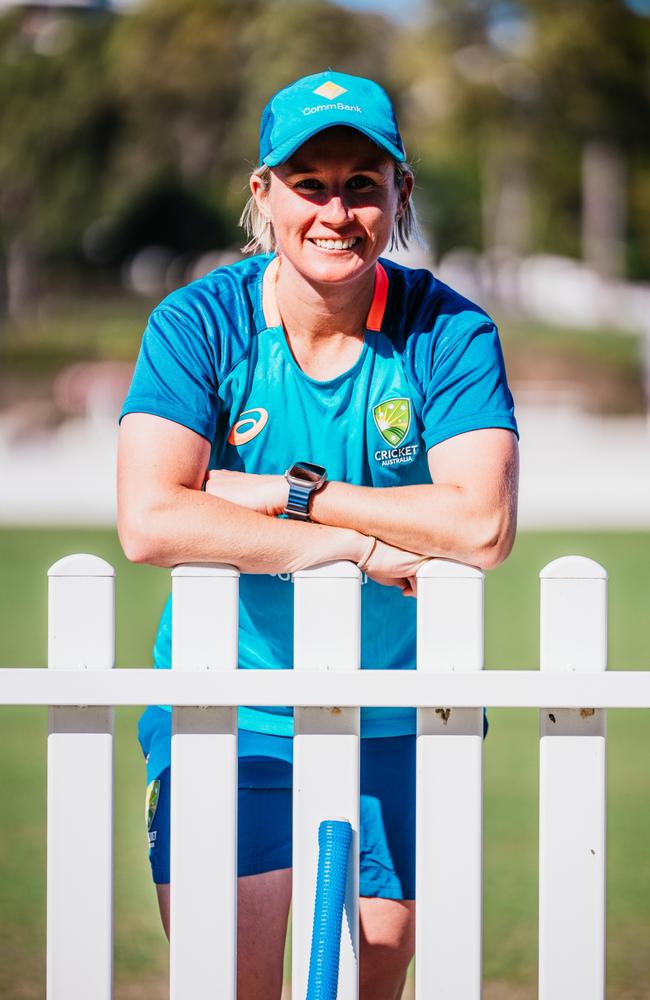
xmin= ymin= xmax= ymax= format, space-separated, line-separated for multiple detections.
xmin=118 ymin=70 xmax=519 ymax=1000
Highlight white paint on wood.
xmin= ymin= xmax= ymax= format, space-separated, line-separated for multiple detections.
xmin=17 ymin=550 xmax=629 ymax=1000
xmin=169 ymin=564 xmax=239 ymax=1000
xmin=416 ymin=560 xmax=484 ymax=1000
xmin=293 ymin=562 xmax=360 ymax=1000
xmin=47 ymin=554 xmax=114 ymax=1000
xmin=540 ymin=557 xmax=607 ymax=674
xmin=539 ymin=557 xmax=607 ymax=1000
xmin=4 ymin=667 xmax=650 ymax=707
xmin=48 ymin=553 xmax=114 ymax=671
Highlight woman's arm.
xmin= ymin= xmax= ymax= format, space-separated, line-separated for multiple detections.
xmin=311 ymin=428 xmax=519 ymax=569
xmin=117 ymin=413 xmax=369 ymax=572
xmin=206 ymin=428 xmax=519 ymax=571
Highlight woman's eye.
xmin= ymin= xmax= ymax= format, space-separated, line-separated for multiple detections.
xmin=348 ymin=175 xmax=375 ymax=190
xmin=295 ymin=178 xmax=322 ymax=191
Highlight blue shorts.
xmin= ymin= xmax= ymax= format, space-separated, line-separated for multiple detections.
xmin=139 ymin=706 xmax=416 ymax=900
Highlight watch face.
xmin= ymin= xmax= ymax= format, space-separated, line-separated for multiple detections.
xmin=288 ymin=461 xmax=326 ymax=484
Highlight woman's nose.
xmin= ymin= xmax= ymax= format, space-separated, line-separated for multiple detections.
xmin=319 ymin=195 xmax=352 ymax=225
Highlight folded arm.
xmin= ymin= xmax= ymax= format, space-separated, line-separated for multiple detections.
xmin=311 ymin=428 xmax=519 ymax=569
xmin=117 ymin=413 xmax=369 ymax=573
xmin=206 ymin=427 xmax=519 ymax=571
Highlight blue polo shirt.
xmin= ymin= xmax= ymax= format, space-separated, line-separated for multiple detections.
xmin=120 ymin=253 xmax=517 ymax=738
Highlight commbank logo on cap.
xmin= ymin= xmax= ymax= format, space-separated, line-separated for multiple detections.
xmin=313 ymin=81 xmax=348 ymax=100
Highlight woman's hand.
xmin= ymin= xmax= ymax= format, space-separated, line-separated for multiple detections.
xmin=205 ymin=469 xmax=287 ymax=518
xmin=359 ymin=538 xmax=429 ymax=598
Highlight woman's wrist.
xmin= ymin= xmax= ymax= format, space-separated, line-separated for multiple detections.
xmin=310 ymin=525 xmax=367 ymax=565
xmin=357 ymin=534 xmax=377 ymax=570
xmin=281 ymin=525 xmax=367 ymax=575
xmin=340 ymin=528 xmax=373 ymax=566
xmin=275 ymin=474 xmax=290 ymax=516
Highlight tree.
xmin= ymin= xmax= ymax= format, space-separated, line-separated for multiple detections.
xmin=0 ymin=0 xmax=399 ymax=318
xmin=0 ymin=9 xmax=119 ymax=320
xmin=409 ymin=0 xmax=650 ymax=276
xmin=108 ymin=0 xmax=396 ymax=233
xmin=523 ymin=0 xmax=650 ymax=276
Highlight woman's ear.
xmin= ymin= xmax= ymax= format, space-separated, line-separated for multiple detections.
xmin=250 ymin=172 xmax=271 ymax=218
xmin=397 ymin=171 xmax=414 ymax=219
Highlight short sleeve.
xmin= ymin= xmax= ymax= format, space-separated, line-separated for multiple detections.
xmin=119 ymin=304 xmax=219 ymax=442
xmin=421 ymin=322 xmax=518 ymax=450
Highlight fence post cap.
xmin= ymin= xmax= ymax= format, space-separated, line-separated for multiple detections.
xmin=540 ymin=556 xmax=607 ymax=580
xmin=172 ymin=563 xmax=240 ymax=578
xmin=416 ymin=558 xmax=484 ymax=580
xmin=293 ymin=560 xmax=360 ymax=579
xmin=47 ymin=553 xmax=114 ymax=577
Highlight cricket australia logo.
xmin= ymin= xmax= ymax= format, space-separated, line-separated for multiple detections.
xmin=146 ymin=779 xmax=160 ymax=830
xmin=372 ymin=396 xmax=419 ymax=468
xmin=145 ymin=779 xmax=160 ymax=850
xmin=373 ymin=397 xmax=411 ymax=446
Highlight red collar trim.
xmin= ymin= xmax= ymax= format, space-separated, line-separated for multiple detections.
xmin=366 ymin=262 xmax=388 ymax=332
xmin=262 ymin=257 xmax=388 ymax=332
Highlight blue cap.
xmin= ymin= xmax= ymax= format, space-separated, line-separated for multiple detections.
xmin=259 ymin=70 xmax=406 ymax=167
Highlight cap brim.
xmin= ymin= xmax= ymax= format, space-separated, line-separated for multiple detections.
xmin=263 ymin=120 xmax=405 ymax=167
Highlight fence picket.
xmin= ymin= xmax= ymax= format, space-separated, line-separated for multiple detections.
xmin=415 ymin=559 xmax=484 ymax=1000
xmin=539 ymin=556 xmax=608 ymax=1000
xmin=169 ymin=564 xmax=239 ymax=1000
xmin=47 ymin=553 xmax=115 ymax=1000
xmin=292 ymin=562 xmax=361 ymax=1000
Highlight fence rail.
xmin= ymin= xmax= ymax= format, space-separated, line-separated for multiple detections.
xmin=2 ymin=667 xmax=650 ymax=706
xmin=1 ymin=551 xmax=646 ymax=1000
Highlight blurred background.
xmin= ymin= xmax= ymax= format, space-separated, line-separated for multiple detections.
xmin=0 ymin=0 xmax=649 ymax=997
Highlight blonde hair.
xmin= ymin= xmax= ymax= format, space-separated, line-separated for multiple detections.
xmin=240 ymin=161 xmax=425 ymax=255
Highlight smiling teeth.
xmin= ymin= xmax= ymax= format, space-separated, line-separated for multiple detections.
xmin=313 ymin=237 xmax=360 ymax=250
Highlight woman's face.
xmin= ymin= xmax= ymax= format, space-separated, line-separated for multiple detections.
xmin=251 ymin=126 xmax=412 ymax=288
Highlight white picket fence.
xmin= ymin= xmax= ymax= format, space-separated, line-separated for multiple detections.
xmin=1 ymin=552 xmax=650 ymax=1000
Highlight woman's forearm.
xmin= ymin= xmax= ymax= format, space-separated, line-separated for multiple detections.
xmin=119 ymin=485 xmax=367 ymax=573
xmin=307 ymin=430 xmax=519 ymax=568
xmin=310 ymin=480 xmax=514 ymax=568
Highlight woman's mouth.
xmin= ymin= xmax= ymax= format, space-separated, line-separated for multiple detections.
xmin=310 ymin=237 xmax=362 ymax=251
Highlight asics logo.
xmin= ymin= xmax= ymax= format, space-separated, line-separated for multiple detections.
xmin=228 ymin=407 xmax=269 ymax=446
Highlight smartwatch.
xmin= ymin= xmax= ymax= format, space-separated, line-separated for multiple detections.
xmin=283 ymin=462 xmax=328 ymax=521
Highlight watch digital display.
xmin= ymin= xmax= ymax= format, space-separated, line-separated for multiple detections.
xmin=287 ymin=461 xmax=327 ymax=485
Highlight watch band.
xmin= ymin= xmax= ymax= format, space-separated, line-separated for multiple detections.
xmin=285 ymin=482 xmax=314 ymax=521
xmin=283 ymin=462 xmax=327 ymax=521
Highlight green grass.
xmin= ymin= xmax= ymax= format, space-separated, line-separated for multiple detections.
xmin=0 ymin=528 xmax=649 ymax=998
